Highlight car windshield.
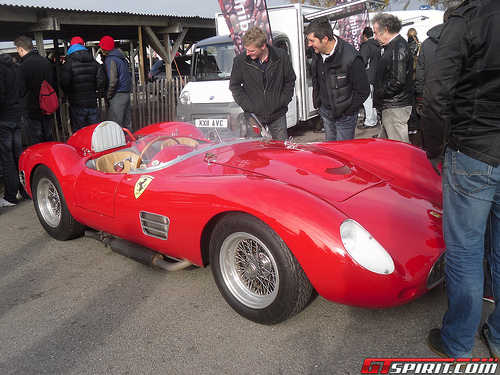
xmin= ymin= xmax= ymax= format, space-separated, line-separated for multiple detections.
xmin=193 ymin=42 xmax=234 ymax=81
xmin=122 ymin=114 xmax=271 ymax=174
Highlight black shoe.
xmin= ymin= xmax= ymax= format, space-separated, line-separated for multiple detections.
xmin=480 ymin=323 xmax=499 ymax=359
xmin=428 ymin=329 xmax=450 ymax=358
xmin=357 ymin=124 xmax=371 ymax=129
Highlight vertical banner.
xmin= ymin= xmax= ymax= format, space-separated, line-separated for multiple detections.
xmin=336 ymin=0 xmax=369 ymax=50
xmin=218 ymin=0 xmax=273 ymax=55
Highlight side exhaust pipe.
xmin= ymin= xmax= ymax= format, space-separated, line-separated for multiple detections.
xmin=85 ymin=231 xmax=191 ymax=271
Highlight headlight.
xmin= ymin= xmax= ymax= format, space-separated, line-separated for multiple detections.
xmin=179 ymin=91 xmax=191 ymax=105
xmin=340 ymin=219 xmax=394 ymax=275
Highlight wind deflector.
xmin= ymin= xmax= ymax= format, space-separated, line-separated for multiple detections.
xmin=304 ymin=0 xmax=385 ymax=22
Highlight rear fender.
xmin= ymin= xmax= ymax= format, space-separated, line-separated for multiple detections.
xmin=20 ymin=143 xmax=84 ymax=199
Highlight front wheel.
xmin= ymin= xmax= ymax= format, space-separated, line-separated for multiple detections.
xmin=210 ymin=213 xmax=313 ymax=324
xmin=32 ymin=165 xmax=85 ymax=241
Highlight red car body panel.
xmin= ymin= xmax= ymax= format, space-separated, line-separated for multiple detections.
xmin=19 ymin=121 xmax=445 ymax=309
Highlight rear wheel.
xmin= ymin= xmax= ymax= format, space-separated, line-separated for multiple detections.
xmin=32 ymin=165 xmax=85 ymax=241
xmin=210 ymin=213 xmax=313 ymax=324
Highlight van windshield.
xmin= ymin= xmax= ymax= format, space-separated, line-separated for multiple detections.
xmin=194 ymin=42 xmax=235 ymax=81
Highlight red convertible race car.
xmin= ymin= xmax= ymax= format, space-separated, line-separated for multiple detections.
xmin=19 ymin=118 xmax=446 ymax=324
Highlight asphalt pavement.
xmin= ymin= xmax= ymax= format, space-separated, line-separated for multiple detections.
xmin=0 ymin=122 xmax=497 ymax=374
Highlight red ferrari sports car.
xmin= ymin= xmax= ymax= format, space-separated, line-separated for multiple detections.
xmin=19 ymin=118 xmax=446 ymax=324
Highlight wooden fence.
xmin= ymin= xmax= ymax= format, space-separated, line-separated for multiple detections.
xmin=52 ymin=76 xmax=189 ymax=142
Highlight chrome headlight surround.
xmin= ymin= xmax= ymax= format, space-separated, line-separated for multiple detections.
xmin=340 ymin=219 xmax=395 ymax=275
xmin=179 ymin=90 xmax=191 ymax=105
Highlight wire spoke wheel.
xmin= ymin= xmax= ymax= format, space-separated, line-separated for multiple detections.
xmin=37 ymin=177 xmax=62 ymax=228
xmin=210 ymin=213 xmax=313 ymax=324
xmin=32 ymin=165 xmax=85 ymax=241
xmin=220 ymin=233 xmax=279 ymax=309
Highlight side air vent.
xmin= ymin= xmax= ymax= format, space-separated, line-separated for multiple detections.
xmin=140 ymin=211 xmax=170 ymax=240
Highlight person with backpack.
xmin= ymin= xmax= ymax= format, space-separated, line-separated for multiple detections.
xmin=60 ymin=36 xmax=106 ymax=132
xmin=14 ymin=35 xmax=55 ymax=146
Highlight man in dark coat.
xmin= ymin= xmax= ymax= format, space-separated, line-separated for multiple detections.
xmin=358 ymin=26 xmax=380 ymax=130
xmin=0 ymin=52 xmax=28 ymax=207
xmin=305 ymin=20 xmax=369 ymax=142
xmin=60 ymin=36 xmax=105 ymax=132
xmin=372 ymin=13 xmax=413 ymax=143
xmin=14 ymin=35 xmax=54 ymax=146
xmin=230 ymin=27 xmax=296 ymax=141
xmin=421 ymin=0 xmax=500 ymax=359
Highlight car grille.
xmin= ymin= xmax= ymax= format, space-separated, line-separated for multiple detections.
xmin=140 ymin=211 xmax=169 ymax=240
xmin=427 ymin=251 xmax=446 ymax=289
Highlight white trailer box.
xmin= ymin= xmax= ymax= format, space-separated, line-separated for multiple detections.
xmin=177 ymin=1 xmax=411 ymax=130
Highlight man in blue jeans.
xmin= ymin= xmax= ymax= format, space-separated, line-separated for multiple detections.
xmin=420 ymin=0 xmax=500 ymax=358
xmin=0 ymin=52 xmax=29 ymax=207
xmin=305 ymin=20 xmax=369 ymax=142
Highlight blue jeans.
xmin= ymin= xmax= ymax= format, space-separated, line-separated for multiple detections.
xmin=0 ymin=121 xmax=23 ymax=203
xmin=22 ymin=117 xmax=53 ymax=146
xmin=70 ymin=107 xmax=100 ymax=132
xmin=319 ymin=105 xmax=358 ymax=142
xmin=440 ymin=148 xmax=500 ymax=357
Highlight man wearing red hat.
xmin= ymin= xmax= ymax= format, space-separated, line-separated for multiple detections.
xmin=59 ymin=36 xmax=105 ymax=132
xmin=98 ymin=35 xmax=132 ymax=129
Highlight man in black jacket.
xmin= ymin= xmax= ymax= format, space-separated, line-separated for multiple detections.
xmin=60 ymin=36 xmax=105 ymax=132
xmin=358 ymin=27 xmax=380 ymax=130
xmin=421 ymin=0 xmax=500 ymax=359
xmin=305 ymin=20 xmax=369 ymax=142
xmin=14 ymin=35 xmax=54 ymax=146
xmin=229 ymin=27 xmax=296 ymax=141
xmin=0 ymin=52 xmax=28 ymax=207
xmin=372 ymin=13 xmax=413 ymax=143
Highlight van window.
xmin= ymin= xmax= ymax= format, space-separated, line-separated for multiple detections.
xmin=194 ymin=43 xmax=234 ymax=81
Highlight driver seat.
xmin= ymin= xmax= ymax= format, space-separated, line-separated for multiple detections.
xmin=95 ymin=150 xmax=139 ymax=173
xmin=91 ymin=121 xmax=126 ymax=153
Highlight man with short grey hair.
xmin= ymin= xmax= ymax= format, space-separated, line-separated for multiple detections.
xmin=372 ymin=13 xmax=413 ymax=143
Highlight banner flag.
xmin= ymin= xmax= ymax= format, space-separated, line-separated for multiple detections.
xmin=218 ymin=0 xmax=273 ymax=55
xmin=336 ymin=0 xmax=370 ymax=51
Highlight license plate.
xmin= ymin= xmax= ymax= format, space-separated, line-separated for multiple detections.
xmin=195 ymin=118 xmax=228 ymax=128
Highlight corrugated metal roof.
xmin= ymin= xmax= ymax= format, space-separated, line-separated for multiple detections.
xmin=0 ymin=3 xmax=213 ymax=19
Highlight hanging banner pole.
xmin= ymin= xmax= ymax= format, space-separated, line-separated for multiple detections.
xmin=336 ymin=0 xmax=370 ymax=50
xmin=218 ymin=0 xmax=273 ymax=55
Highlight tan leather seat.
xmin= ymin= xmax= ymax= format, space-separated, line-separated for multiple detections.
xmin=95 ymin=150 xmax=139 ymax=173
xmin=161 ymin=137 xmax=199 ymax=148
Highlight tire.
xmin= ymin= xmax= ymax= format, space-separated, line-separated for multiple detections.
xmin=32 ymin=165 xmax=85 ymax=241
xmin=210 ymin=213 xmax=313 ymax=324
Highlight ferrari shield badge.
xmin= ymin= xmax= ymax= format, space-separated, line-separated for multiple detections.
xmin=134 ymin=175 xmax=154 ymax=199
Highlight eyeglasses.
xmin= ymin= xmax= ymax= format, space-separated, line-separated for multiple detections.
xmin=374 ymin=30 xmax=385 ymax=37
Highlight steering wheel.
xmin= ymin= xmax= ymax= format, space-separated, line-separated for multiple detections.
xmin=136 ymin=136 xmax=180 ymax=168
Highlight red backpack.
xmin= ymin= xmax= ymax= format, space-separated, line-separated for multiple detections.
xmin=39 ymin=80 xmax=59 ymax=115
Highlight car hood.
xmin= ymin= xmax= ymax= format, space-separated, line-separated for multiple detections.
xmin=211 ymin=140 xmax=392 ymax=202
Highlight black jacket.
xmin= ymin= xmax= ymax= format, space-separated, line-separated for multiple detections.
xmin=18 ymin=50 xmax=54 ymax=120
xmin=373 ymin=34 xmax=413 ymax=110
xmin=421 ymin=0 xmax=500 ymax=167
xmin=60 ymin=49 xmax=105 ymax=109
xmin=359 ymin=37 xmax=380 ymax=84
xmin=311 ymin=37 xmax=369 ymax=120
xmin=0 ymin=53 xmax=20 ymax=122
xmin=415 ymin=23 xmax=445 ymax=98
xmin=229 ymin=44 xmax=296 ymax=124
